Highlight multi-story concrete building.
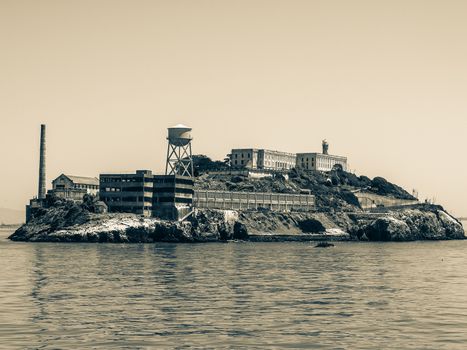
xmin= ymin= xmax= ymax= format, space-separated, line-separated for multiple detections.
xmin=259 ymin=149 xmax=296 ymax=170
xmin=99 ymin=171 xmax=194 ymax=219
xmin=230 ymin=149 xmax=296 ymax=171
xmin=152 ymin=175 xmax=194 ymax=219
xmin=296 ymin=141 xmax=347 ymax=172
xmin=296 ymin=153 xmax=347 ymax=172
xmin=230 ymin=149 xmax=259 ymax=169
xmin=99 ymin=170 xmax=154 ymax=216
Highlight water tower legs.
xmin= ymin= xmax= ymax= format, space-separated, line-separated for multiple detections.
xmin=165 ymin=142 xmax=193 ymax=177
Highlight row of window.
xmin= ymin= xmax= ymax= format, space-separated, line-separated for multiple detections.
xmin=262 ymin=160 xmax=294 ymax=167
xmin=105 ymin=205 xmax=152 ymax=212
xmin=73 ymin=184 xmax=98 ymax=190
xmin=233 ymin=152 xmax=295 ymax=161
xmin=103 ymin=196 xmax=153 ymax=203
xmin=103 ymin=186 xmax=193 ymax=193
xmin=153 ymin=187 xmax=194 ymax=194
xmin=233 ymin=159 xmax=294 ymax=169
xmin=233 ymin=153 xmax=252 ymax=159
xmin=101 ymin=177 xmax=194 ymax=185
xmin=103 ymin=186 xmax=154 ymax=192
xmin=103 ymin=196 xmax=194 ymax=204
xmin=101 ymin=177 xmax=148 ymax=183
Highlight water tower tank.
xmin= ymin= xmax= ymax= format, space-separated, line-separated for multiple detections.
xmin=168 ymin=124 xmax=192 ymax=146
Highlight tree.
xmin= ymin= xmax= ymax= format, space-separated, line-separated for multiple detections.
xmin=192 ymin=155 xmax=229 ymax=176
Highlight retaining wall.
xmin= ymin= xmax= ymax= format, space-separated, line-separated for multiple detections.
xmin=193 ymin=190 xmax=315 ymax=211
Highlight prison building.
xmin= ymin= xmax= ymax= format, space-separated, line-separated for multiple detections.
xmin=230 ymin=149 xmax=258 ymax=169
xmin=152 ymin=175 xmax=194 ymax=220
xmin=50 ymin=174 xmax=99 ymax=200
xmin=296 ymin=153 xmax=347 ymax=172
xmin=230 ymin=149 xmax=296 ymax=171
xmin=99 ymin=170 xmax=154 ymax=217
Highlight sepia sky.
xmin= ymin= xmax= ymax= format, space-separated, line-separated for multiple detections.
xmin=1 ymin=0 xmax=466 ymax=216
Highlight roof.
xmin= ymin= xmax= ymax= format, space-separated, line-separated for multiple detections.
xmin=296 ymin=152 xmax=347 ymax=160
xmin=54 ymin=174 xmax=99 ymax=186
xmin=169 ymin=123 xmax=191 ymax=129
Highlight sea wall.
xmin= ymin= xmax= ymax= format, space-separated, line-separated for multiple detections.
xmin=354 ymin=191 xmax=419 ymax=209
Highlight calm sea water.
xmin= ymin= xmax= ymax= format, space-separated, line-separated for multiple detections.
xmin=1 ymin=227 xmax=467 ymax=350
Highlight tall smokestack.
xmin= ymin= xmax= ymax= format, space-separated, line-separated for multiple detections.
xmin=38 ymin=124 xmax=46 ymax=199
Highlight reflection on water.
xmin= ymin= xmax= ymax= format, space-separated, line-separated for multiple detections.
xmin=1 ymin=229 xmax=467 ymax=349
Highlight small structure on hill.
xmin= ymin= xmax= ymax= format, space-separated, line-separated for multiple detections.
xmin=296 ymin=140 xmax=347 ymax=172
xmin=229 ymin=141 xmax=347 ymax=174
xmin=50 ymin=174 xmax=99 ymax=200
xmin=230 ymin=148 xmax=296 ymax=171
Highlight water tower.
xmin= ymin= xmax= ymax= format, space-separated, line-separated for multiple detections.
xmin=165 ymin=124 xmax=194 ymax=177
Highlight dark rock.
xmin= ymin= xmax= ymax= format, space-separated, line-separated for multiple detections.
xmin=351 ymin=207 xmax=465 ymax=241
xmin=363 ymin=217 xmax=411 ymax=241
xmin=315 ymin=242 xmax=334 ymax=248
xmin=298 ymin=219 xmax=326 ymax=233
xmin=189 ymin=209 xmax=236 ymax=241
xmin=233 ymin=222 xmax=249 ymax=240
xmin=154 ymin=222 xmax=193 ymax=242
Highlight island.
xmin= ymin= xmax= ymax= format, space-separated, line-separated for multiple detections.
xmin=10 ymin=167 xmax=465 ymax=243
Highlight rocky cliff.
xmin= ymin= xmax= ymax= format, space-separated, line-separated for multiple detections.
xmin=349 ymin=206 xmax=465 ymax=241
xmin=9 ymin=199 xmax=464 ymax=243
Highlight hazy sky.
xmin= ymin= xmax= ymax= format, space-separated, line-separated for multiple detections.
xmin=1 ymin=0 xmax=466 ymax=216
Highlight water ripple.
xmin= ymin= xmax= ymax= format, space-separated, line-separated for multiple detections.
xmin=1 ymin=230 xmax=467 ymax=349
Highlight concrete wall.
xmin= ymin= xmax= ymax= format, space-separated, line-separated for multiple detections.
xmin=354 ymin=191 xmax=419 ymax=209
xmin=193 ymin=190 xmax=315 ymax=212
xmin=49 ymin=189 xmax=87 ymax=201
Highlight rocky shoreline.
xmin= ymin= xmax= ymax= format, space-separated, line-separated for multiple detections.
xmin=9 ymin=201 xmax=465 ymax=243
xmin=10 ymin=169 xmax=465 ymax=243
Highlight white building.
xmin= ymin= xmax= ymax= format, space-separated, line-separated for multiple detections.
xmin=230 ymin=141 xmax=347 ymax=173
xmin=230 ymin=149 xmax=296 ymax=171
xmin=296 ymin=153 xmax=347 ymax=172
xmin=52 ymin=174 xmax=100 ymax=196
xmin=296 ymin=140 xmax=347 ymax=172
